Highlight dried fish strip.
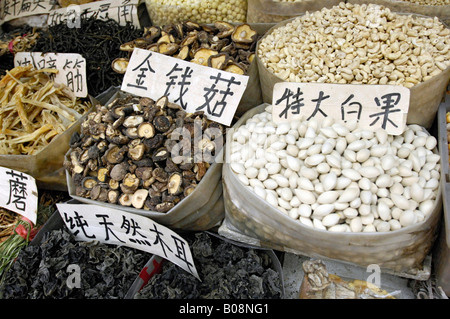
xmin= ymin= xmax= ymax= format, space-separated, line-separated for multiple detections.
xmin=0 ymin=65 xmax=90 ymax=156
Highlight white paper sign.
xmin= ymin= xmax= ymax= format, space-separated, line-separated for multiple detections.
xmin=272 ymin=82 xmax=410 ymax=135
xmin=57 ymin=203 xmax=200 ymax=280
xmin=14 ymin=52 xmax=88 ymax=98
xmin=47 ymin=0 xmax=140 ymax=28
xmin=0 ymin=0 xmax=55 ymax=24
xmin=121 ymin=48 xmax=249 ymax=127
xmin=0 ymin=167 xmax=38 ymax=224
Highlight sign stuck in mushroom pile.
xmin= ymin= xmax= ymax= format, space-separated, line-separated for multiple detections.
xmin=64 ymin=93 xmax=224 ymax=213
xmin=229 ymin=105 xmax=440 ymax=233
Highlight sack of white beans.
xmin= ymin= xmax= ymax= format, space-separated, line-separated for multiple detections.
xmin=219 ymin=103 xmax=442 ymax=274
xmin=256 ymin=2 xmax=450 ymax=129
xmin=347 ymin=0 xmax=450 ymax=26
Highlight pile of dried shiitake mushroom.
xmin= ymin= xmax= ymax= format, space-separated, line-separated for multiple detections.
xmin=64 ymin=93 xmax=224 ymax=213
xmin=112 ymin=21 xmax=259 ymax=75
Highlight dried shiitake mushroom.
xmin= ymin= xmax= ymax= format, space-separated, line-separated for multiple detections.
xmin=66 ymin=93 xmax=225 ymax=213
xmin=112 ymin=21 xmax=259 ymax=76
xmin=111 ymin=58 xmax=129 ymax=74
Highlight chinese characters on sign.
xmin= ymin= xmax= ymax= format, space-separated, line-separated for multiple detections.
xmin=47 ymin=0 xmax=140 ymax=28
xmin=14 ymin=52 xmax=88 ymax=98
xmin=0 ymin=167 xmax=38 ymax=224
xmin=272 ymin=82 xmax=410 ymax=135
xmin=0 ymin=0 xmax=55 ymax=24
xmin=121 ymin=48 xmax=249 ymax=126
xmin=56 ymin=203 xmax=200 ymax=280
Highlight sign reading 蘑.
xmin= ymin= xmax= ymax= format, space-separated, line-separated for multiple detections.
xmin=0 ymin=167 xmax=38 ymax=224
xmin=272 ymin=82 xmax=410 ymax=135
xmin=121 ymin=48 xmax=249 ymax=127
xmin=14 ymin=52 xmax=88 ymax=98
xmin=56 ymin=203 xmax=200 ymax=280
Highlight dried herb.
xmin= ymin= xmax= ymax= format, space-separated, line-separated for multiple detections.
xmin=31 ymin=17 xmax=142 ymax=97
xmin=135 ymin=232 xmax=282 ymax=299
xmin=0 ymin=25 xmax=35 ymax=76
xmin=0 ymin=225 xmax=151 ymax=299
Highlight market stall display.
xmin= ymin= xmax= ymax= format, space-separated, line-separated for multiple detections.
xmin=0 ymin=190 xmax=68 ymax=284
xmin=114 ymin=21 xmax=264 ymax=116
xmin=220 ymin=103 xmax=442 ymax=274
xmin=133 ymin=232 xmax=284 ymax=299
xmin=145 ymin=0 xmax=247 ymax=26
xmin=256 ymin=2 xmax=450 ymax=128
xmin=64 ymin=91 xmax=225 ymax=230
xmin=0 ymin=65 xmax=92 ymax=190
xmin=0 ymin=221 xmax=151 ymax=299
xmin=0 ymin=0 xmax=449 ymax=300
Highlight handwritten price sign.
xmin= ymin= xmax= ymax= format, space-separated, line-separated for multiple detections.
xmin=272 ymin=82 xmax=410 ymax=135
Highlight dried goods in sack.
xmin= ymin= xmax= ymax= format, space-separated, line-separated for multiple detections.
xmin=0 ymin=225 xmax=151 ymax=299
xmin=0 ymin=65 xmax=91 ymax=156
xmin=64 ymin=93 xmax=225 ymax=213
xmin=134 ymin=232 xmax=282 ymax=299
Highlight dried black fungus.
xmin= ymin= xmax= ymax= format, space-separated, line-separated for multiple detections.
xmin=0 ymin=226 xmax=150 ymax=299
xmin=134 ymin=232 xmax=282 ymax=299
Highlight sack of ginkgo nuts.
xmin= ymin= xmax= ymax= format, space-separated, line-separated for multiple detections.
xmin=220 ymin=103 xmax=442 ymax=277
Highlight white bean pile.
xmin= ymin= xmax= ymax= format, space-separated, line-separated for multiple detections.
xmin=257 ymin=2 xmax=450 ymax=88
xmin=229 ymin=105 xmax=441 ymax=233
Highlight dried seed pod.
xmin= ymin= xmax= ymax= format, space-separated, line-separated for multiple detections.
xmin=168 ymin=172 xmax=183 ymax=195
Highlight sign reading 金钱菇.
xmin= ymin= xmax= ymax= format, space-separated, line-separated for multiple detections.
xmin=121 ymin=48 xmax=249 ymax=127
